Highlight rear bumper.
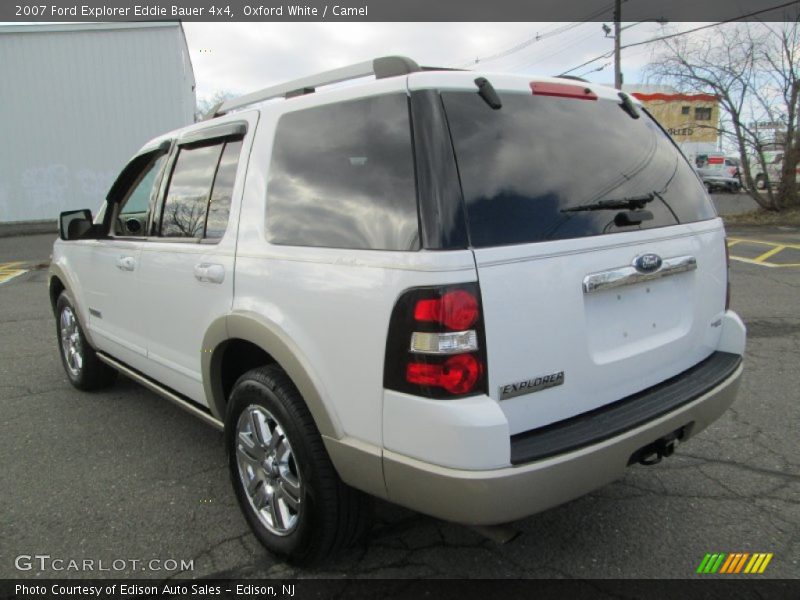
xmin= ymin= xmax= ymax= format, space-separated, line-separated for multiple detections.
xmin=383 ymin=360 xmax=742 ymax=525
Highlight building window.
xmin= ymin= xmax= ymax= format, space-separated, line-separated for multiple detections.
xmin=681 ymin=106 xmax=690 ymax=115
xmin=695 ymin=107 xmax=712 ymax=121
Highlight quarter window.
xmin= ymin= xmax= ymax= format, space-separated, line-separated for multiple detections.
xmin=266 ymin=94 xmax=419 ymax=251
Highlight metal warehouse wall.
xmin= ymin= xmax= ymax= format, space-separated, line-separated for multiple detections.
xmin=0 ymin=23 xmax=196 ymax=223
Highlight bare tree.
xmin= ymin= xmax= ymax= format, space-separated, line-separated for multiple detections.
xmin=195 ymin=90 xmax=235 ymax=122
xmin=647 ymin=18 xmax=800 ymax=211
xmin=757 ymin=20 xmax=800 ymax=207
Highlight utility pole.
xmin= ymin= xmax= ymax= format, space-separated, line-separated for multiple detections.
xmin=613 ymin=0 xmax=622 ymax=89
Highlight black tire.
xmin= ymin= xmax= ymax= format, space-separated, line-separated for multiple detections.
xmin=55 ymin=291 xmax=117 ymax=391
xmin=705 ymin=182 xmax=714 ymax=194
xmin=226 ymin=365 xmax=370 ymax=564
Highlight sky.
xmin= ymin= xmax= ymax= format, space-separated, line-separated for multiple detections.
xmin=182 ymin=21 xmax=706 ymax=102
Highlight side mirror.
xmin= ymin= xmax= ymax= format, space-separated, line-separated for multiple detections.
xmin=59 ymin=209 xmax=95 ymax=241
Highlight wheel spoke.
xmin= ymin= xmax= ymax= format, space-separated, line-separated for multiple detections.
xmin=237 ymin=430 xmax=264 ymax=461
xmin=266 ymin=425 xmax=282 ymax=455
xmin=268 ymin=494 xmax=284 ymax=529
xmin=277 ymin=477 xmax=301 ymax=511
xmin=244 ymin=471 xmax=261 ymax=496
xmin=252 ymin=482 xmax=269 ymax=509
xmin=249 ymin=409 xmax=268 ymax=447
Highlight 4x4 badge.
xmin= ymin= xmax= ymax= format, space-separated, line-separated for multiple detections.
xmin=500 ymin=371 xmax=565 ymax=400
xmin=634 ymin=253 xmax=663 ymax=273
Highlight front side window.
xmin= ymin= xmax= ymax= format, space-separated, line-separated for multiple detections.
xmin=114 ymin=155 xmax=166 ymax=236
xmin=266 ymin=94 xmax=419 ymax=251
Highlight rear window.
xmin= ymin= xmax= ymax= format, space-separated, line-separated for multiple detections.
xmin=266 ymin=94 xmax=419 ymax=251
xmin=442 ymin=91 xmax=716 ymax=248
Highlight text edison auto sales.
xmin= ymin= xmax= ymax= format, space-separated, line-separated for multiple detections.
xmin=16 ymin=584 xmax=296 ymax=597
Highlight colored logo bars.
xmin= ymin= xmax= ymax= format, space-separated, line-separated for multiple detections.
xmin=696 ymin=552 xmax=773 ymax=574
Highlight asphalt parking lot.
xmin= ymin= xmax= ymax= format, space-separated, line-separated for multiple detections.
xmin=1 ymin=207 xmax=798 ymax=580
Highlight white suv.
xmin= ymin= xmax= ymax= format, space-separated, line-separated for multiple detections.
xmin=50 ymin=56 xmax=746 ymax=563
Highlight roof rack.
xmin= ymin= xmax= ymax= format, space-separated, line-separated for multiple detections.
xmin=208 ymin=55 xmax=421 ymax=119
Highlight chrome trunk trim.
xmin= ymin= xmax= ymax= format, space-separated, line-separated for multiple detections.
xmin=583 ymin=255 xmax=697 ymax=294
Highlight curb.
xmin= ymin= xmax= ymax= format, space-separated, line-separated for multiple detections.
xmin=0 ymin=220 xmax=57 ymax=238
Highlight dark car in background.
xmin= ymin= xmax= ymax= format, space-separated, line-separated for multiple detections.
xmin=696 ymin=167 xmax=741 ymax=193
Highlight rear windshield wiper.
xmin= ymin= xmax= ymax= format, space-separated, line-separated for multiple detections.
xmin=561 ymin=192 xmax=655 ymax=213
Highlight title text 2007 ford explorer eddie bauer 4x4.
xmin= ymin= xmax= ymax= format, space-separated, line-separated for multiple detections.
xmin=50 ymin=56 xmax=745 ymax=563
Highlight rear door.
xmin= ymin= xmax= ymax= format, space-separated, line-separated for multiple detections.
xmin=441 ymin=82 xmax=728 ymax=435
xmin=135 ymin=115 xmax=255 ymax=405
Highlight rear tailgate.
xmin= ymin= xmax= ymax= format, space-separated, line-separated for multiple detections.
xmin=474 ymin=223 xmax=726 ymax=434
xmin=438 ymin=74 xmax=726 ymax=434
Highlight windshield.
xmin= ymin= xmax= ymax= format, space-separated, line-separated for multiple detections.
xmin=441 ymin=90 xmax=716 ymax=248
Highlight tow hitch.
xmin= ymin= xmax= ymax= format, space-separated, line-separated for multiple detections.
xmin=628 ymin=427 xmax=687 ymax=466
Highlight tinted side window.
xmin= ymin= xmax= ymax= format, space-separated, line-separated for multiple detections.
xmin=115 ymin=155 xmax=166 ymax=236
xmin=205 ymin=140 xmax=243 ymax=240
xmin=161 ymin=143 xmax=223 ymax=238
xmin=266 ymin=94 xmax=419 ymax=251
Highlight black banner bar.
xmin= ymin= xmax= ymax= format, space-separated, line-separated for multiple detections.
xmin=3 ymin=579 xmax=800 ymax=600
xmin=1 ymin=0 xmax=799 ymax=22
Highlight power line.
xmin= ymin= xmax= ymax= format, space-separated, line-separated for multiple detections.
xmin=505 ymin=29 xmax=603 ymax=72
xmin=455 ymin=2 xmax=616 ymax=68
xmin=559 ymin=0 xmax=800 ymax=76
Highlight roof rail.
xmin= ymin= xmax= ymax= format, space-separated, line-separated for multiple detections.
xmin=208 ymin=55 xmax=420 ymax=119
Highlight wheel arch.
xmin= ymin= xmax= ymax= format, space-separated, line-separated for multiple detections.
xmin=202 ymin=312 xmax=342 ymax=439
xmin=48 ymin=263 xmax=97 ymax=348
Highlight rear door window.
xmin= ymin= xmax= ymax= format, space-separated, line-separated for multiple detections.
xmin=442 ymin=91 xmax=716 ymax=248
xmin=159 ymin=139 xmax=243 ymax=239
xmin=266 ymin=94 xmax=419 ymax=251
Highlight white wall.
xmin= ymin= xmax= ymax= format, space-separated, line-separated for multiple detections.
xmin=0 ymin=23 xmax=195 ymax=222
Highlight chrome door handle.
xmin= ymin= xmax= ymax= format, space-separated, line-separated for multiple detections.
xmin=116 ymin=256 xmax=136 ymax=271
xmin=194 ymin=263 xmax=225 ymax=284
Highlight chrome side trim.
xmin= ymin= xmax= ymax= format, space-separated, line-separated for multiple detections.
xmin=97 ymin=352 xmax=224 ymax=431
xmin=583 ymin=255 xmax=697 ymax=294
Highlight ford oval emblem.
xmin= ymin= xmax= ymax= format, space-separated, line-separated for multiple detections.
xmin=634 ymin=253 xmax=663 ymax=273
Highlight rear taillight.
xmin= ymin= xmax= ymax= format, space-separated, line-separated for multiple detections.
xmin=385 ymin=283 xmax=487 ymax=399
xmin=724 ymin=237 xmax=731 ymax=310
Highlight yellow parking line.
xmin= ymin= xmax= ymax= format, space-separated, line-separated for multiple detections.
xmin=0 ymin=269 xmax=26 ymax=284
xmin=728 ymin=238 xmax=800 ymax=250
xmin=753 ymin=245 xmax=787 ymax=263
xmin=730 ymin=256 xmax=779 ymax=267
